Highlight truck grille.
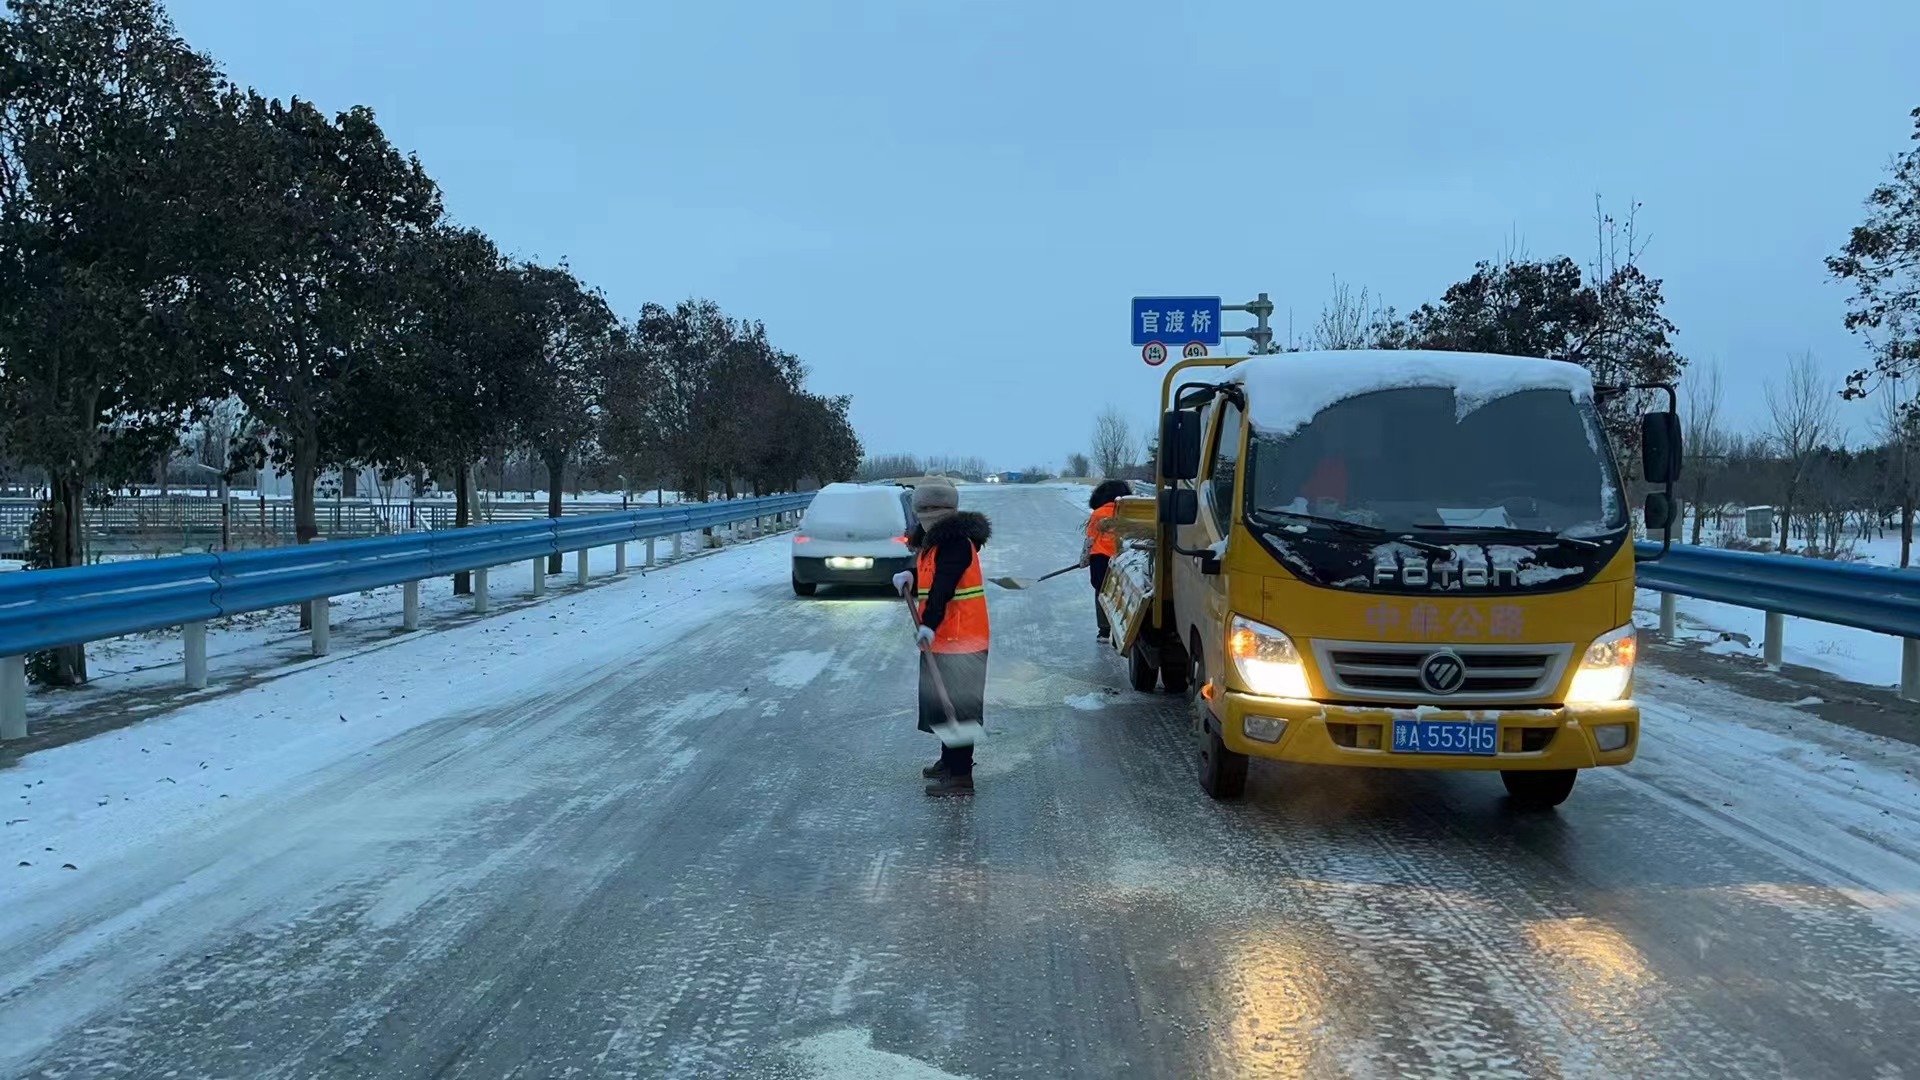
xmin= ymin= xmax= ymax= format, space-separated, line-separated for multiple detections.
xmin=1310 ymin=640 xmax=1573 ymax=703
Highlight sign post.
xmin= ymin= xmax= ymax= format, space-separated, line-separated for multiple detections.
xmin=1222 ymin=293 xmax=1276 ymax=354
xmin=1130 ymin=295 xmax=1274 ymax=356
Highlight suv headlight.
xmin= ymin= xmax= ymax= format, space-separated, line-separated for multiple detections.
xmin=1228 ymin=615 xmax=1312 ymax=699
xmin=1567 ymin=623 xmax=1637 ymax=703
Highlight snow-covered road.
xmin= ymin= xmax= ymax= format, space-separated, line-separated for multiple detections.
xmin=3 ymin=485 xmax=1919 ymax=1078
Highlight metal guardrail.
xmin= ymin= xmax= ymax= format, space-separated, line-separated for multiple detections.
xmin=0 ymin=495 xmax=681 ymax=556
xmin=1634 ymin=540 xmax=1920 ymax=698
xmin=0 ymin=494 xmax=812 ymax=739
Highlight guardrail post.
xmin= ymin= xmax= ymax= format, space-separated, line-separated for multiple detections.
xmin=311 ymin=597 xmax=331 ymax=657
xmin=672 ymin=532 xmax=683 ymax=559
xmin=646 ymin=537 xmax=656 ymax=567
xmin=1658 ymin=593 xmax=1677 ymax=639
xmin=183 ymin=621 xmax=208 ymax=689
xmin=531 ymin=558 xmax=545 ymax=596
xmin=1903 ymin=639 xmax=1920 ymax=702
xmin=615 ymin=542 xmax=628 ymax=575
xmin=576 ymin=549 xmax=590 ymax=586
xmin=2 ymin=655 xmax=26 ymax=740
xmin=403 ymin=581 xmax=421 ymax=631
xmin=1763 ymin=611 xmax=1784 ymax=667
xmin=474 ymin=568 xmax=490 ymax=613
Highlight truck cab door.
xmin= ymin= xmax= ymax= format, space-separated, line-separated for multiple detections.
xmin=1175 ymin=397 xmax=1243 ymax=689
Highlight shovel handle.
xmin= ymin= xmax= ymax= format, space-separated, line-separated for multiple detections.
xmin=904 ymin=593 xmax=959 ymax=726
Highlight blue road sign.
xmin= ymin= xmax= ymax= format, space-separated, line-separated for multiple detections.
xmin=1131 ymin=296 xmax=1222 ymax=347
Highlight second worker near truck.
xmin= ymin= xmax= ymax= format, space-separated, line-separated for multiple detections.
xmin=1082 ymin=480 xmax=1129 ymax=642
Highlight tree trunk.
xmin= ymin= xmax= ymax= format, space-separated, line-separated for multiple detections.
xmin=546 ymin=453 xmax=565 ymax=574
xmin=292 ymin=438 xmax=320 ymax=630
xmin=1690 ymin=496 xmax=1706 ymax=545
xmin=342 ymin=467 xmax=359 ymax=499
xmin=453 ymin=459 xmax=473 ymax=595
xmin=1903 ymin=499 xmax=1914 ymax=569
xmin=43 ymin=473 xmax=89 ymax=685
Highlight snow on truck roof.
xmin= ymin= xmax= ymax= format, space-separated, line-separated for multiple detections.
xmin=1224 ymin=350 xmax=1596 ymax=438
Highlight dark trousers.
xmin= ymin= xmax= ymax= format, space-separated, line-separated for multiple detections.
xmin=1089 ymin=554 xmax=1112 ymax=636
xmin=918 ymin=648 xmax=987 ymax=776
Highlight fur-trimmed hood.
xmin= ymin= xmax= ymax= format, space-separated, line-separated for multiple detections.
xmin=1089 ymin=480 xmax=1132 ymax=509
xmin=909 ymin=510 xmax=992 ymax=551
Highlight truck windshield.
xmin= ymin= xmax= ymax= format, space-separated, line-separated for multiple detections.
xmin=1245 ymin=385 xmax=1625 ymax=539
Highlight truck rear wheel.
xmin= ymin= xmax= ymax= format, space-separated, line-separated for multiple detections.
xmin=1159 ymin=638 xmax=1190 ymax=694
xmin=1198 ymin=724 xmax=1248 ymax=800
xmin=1501 ymin=769 xmax=1577 ymax=810
xmin=1127 ymin=640 xmax=1159 ymax=693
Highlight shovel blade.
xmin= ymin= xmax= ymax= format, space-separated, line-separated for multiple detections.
xmin=989 ymin=577 xmax=1028 ymax=590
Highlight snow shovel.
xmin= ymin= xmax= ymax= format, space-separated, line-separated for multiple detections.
xmin=988 ymin=563 xmax=1082 ymax=591
xmin=903 ymin=594 xmax=980 ymax=747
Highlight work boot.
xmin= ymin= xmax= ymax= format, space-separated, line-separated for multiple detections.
xmin=924 ymin=773 xmax=975 ymax=797
xmin=922 ymin=760 xmax=949 ymax=779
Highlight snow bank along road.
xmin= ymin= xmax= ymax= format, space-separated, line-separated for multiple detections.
xmin=3 ymin=485 xmax=1919 ymax=1079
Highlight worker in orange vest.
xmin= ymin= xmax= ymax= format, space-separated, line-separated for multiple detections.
xmin=891 ymin=481 xmax=992 ymax=797
xmin=1082 ymin=480 xmax=1130 ymax=641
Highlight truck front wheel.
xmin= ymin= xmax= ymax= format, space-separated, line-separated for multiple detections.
xmin=1501 ymin=769 xmax=1577 ymax=810
xmin=1198 ymin=724 xmax=1248 ymax=800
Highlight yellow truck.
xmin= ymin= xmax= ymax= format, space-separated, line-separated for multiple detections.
xmin=1100 ymin=349 xmax=1681 ymax=808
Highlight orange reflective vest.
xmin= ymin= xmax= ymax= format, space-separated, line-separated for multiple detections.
xmin=917 ymin=541 xmax=990 ymax=653
xmin=1087 ymin=503 xmax=1119 ymax=559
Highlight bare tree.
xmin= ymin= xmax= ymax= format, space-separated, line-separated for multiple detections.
xmin=1764 ymin=351 xmax=1836 ymax=551
xmin=1065 ymin=452 xmax=1091 ymax=478
xmin=1310 ymin=277 xmax=1372 ymax=350
xmin=1683 ymin=360 xmax=1728 ymax=544
xmin=1091 ymin=408 xmax=1134 ymax=478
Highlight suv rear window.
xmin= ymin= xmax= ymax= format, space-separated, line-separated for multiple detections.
xmin=805 ymin=487 xmax=911 ymax=537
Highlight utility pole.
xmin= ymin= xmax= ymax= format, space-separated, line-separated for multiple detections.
xmin=1222 ymin=293 xmax=1276 ymax=354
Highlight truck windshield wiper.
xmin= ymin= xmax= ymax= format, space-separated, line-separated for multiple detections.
xmin=1249 ymin=509 xmax=1454 ymax=557
xmin=1409 ymin=522 xmax=1601 ymax=549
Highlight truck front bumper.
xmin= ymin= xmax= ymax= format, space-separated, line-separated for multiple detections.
xmin=1215 ymin=691 xmax=1638 ymax=771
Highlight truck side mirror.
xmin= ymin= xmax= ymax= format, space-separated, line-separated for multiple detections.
xmin=1160 ymin=411 xmax=1202 ymax=481
xmin=1643 ymin=492 xmax=1677 ymax=531
xmin=1160 ymin=487 xmax=1198 ymax=526
xmin=1641 ymin=411 xmax=1683 ymax=484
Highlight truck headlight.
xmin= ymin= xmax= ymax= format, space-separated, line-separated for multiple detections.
xmin=1567 ymin=623 xmax=1637 ymax=704
xmin=1228 ymin=615 xmax=1311 ymax=699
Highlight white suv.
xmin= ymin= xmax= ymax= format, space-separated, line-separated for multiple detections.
xmin=791 ymin=483 xmax=915 ymax=596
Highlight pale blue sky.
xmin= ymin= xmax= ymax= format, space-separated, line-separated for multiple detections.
xmin=171 ymin=0 xmax=1919 ymax=469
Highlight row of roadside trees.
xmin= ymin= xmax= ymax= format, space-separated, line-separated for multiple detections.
xmin=0 ymin=0 xmax=860 ymax=684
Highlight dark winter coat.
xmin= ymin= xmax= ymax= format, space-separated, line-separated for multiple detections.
xmin=907 ymin=510 xmax=992 ymax=638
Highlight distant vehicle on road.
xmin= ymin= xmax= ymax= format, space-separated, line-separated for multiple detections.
xmin=791 ymin=482 xmax=914 ymax=596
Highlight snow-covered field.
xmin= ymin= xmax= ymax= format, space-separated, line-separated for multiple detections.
xmin=14 ymin=524 xmax=774 ymax=732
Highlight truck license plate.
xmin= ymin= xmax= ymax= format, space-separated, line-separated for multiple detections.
xmin=1391 ymin=719 xmax=1498 ymax=756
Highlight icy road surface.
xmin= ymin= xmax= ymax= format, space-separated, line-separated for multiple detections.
xmin=3 ymin=485 xmax=1920 ymax=1078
